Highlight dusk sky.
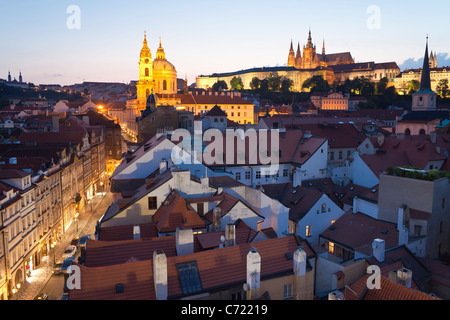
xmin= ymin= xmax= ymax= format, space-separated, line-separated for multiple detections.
xmin=1 ymin=0 xmax=448 ymax=86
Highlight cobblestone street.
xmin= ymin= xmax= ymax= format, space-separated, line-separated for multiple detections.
xmin=13 ymin=191 xmax=113 ymax=300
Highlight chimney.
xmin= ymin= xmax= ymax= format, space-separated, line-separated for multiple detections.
xmin=430 ymin=131 xmax=437 ymax=144
xmin=225 ymin=223 xmax=236 ymax=247
xmin=293 ymin=247 xmax=307 ymax=276
xmin=372 ymin=239 xmax=385 ymax=263
xmin=396 ymin=268 xmax=413 ymax=288
xmin=246 ymin=247 xmax=261 ymax=300
xmin=212 ymin=207 xmax=222 ymax=231
xmin=133 ymin=225 xmax=141 ymax=240
xmin=377 ymin=134 xmax=385 ymax=147
xmin=159 ymin=159 xmax=168 ymax=174
xmin=328 ymin=290 xmax=344 ymax=300
xmin=52 ymin=115 xmax=60 ymax=132
xmin=176 ymin=227 xmax=194 ymax=256
xmin=398 ymin=226 xmax=409 ymax=246
xmin=153 ymin=250 xmax=168 ymax=300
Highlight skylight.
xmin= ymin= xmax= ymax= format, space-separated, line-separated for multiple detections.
xmin=177 ymin=261 xmax=202 ymax=295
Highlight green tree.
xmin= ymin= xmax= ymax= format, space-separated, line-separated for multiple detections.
xmin=250 ymin=77 xmax=261 ymax=90
xmin=281 ymin=78 xmax=294 ymax=93
xmin=230 ymin=76 xmax=244 ymax=91
xmin=436 ymin=79 xmax=449 ymax=98
xmin=302 ymin=75 xmax=330 ymax=92
xmin=407 ymin=80 xmax=420 ymax=94
xmin=376 ymin=77 xmax=389 ymax=95
xmin=212 ymin=80 xmax=228 ymax=92
xmin=268 ymin=73 xmax=282 ymax=92
xmin=260 ymin=79 xmax=269 ymax=91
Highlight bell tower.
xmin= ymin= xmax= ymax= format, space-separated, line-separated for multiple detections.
xmin=287 ymin=40 xmax=296 ymax=67
xmin=136 ymin=31 xmax=154 ymax=108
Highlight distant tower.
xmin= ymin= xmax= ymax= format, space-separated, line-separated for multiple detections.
xmin=7 ymin=71 xmax=11 ymax=82
xmin=412 ymin=36 xmax=437 ymax=111
xmin=19 ymin=72 xmax=23 ymax=83
xmin=136 ymin=31 xmax=154 ymax=108
xmin=302 ymin=28 xmax=319 ymax=69
xmin=429 ymin=50 xmax=438 ymax=68
xmin=322 ymin=39 xmax=326 ymax=56
xmin=295 ymin=42 xmax=302 ymax=69
xmin=287 ymin=40 xmax=296 ymax=67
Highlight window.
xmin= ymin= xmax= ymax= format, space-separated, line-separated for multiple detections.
xmin=283 ymin=169 xmax=289 ymax=177
xmin=245 ymin=171 xmax=251 ymax=180
xmin=328 ymin=242 xmax=335 ymax=254
xmin=265 ymin=171 xmax=270 ymax=179
xmin=235 ymin=172 xmax=241 ymax=180
xmin=306 ymin=225 xmax=311 ymax=237
xmin=288 ymin=221 xmax=297 ymax=234
xmin=284 ymin=284 xmax=293 ymax=300
xmin=163 ymin=80 xmax=167 ymax=91
xmin=442 ymin=198 xmax=446 ymax=209
xmin=330 ymin=152 xmax=334 ymax=160
xmin=148 ymin=197 xmax=157 ymax=210
xmin=197 ymin=203 xmax=204 ymax=216
xmin=414 ymin=225 xmax=422 ymax=237
xmin=321 ymin=203 xmax=326 ymax=213
xmin=177 ymin=261 xmax=202 ymax=295
xmin=331 ymin=220 xmax=335 ymax=225
xmin=339 ymin=151 xmax=343 ymax=160
xmin=145 ymin=68 xmax=149 ymax=77
xmin=256 ymin=171 xmax=261 ymax=179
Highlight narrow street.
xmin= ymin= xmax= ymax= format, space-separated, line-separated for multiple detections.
xmin=14 ymin=190 xmax=113 ymax=300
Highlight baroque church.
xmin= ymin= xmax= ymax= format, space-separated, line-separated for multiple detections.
xmin=125 ymin=32 xmax=178 ymax=138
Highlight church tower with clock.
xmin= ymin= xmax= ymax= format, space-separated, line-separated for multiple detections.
xmin=136 ymin=31 xmax=154 ymax=107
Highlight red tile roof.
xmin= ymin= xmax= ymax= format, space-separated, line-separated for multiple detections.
xmin=345 ymin=275 xmax=439 ymax=300
xmin=262 ymin=183 xmax=323 ymax=222
xmin=153 ymin=190 xmax=207 ymax=234
xmin=320 ymin=211 xmax=399 ymax=252
xmin=97 ymin=222 xmax=159 ymax=241
xmin=70 ymin=235 xmax=315 ymax=300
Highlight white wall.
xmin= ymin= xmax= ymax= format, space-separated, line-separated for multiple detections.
xmin=351 ymin=151 xmax=379 ymax=188
xmin=295 ymin=194 xmax=344 ymax=245
xmin=353 ymin=197 xmax=379 ymax=219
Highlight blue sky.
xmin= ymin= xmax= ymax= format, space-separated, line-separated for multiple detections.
xmin=0 ymin=0 xmax=448 ymax=86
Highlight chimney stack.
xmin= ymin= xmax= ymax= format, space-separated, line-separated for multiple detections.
xmin=328 ymin=290 xmax=344 ymax=300
xmin=389 ymin=268 xmax=413 ymax=288
xmin=293 ymin=247 xmax=307 ymax=276
xmin=212 ymin=207 xmax=222 ymax=231
xmin=133 ymin=225 xmax=141 ymax=240
xmin=246 ymin=247 xmax=261 ymax=300
xmin=153 ymin=250 xmax=168 ymax=300
xmin=52 ymin=115 xmax=60 ymax=132
xmin=176 ymin=227 xmax=194 ymax=256
xmin=159 ymin=159 xmax=168 ymax=175
xmin=225 ymin=223 xmax=236 ymax=247
xmin=372 ymin=239 xmax=385 ymax=263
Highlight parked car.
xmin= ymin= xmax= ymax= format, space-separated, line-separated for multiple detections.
xmin=34 ymin=293 xmax=48 ymax=300
xmin=53 ymin=257 xmax=76 ymax=275
xmin=78 ymin=235 xmax=91 ymax=248
xmin=62 ymin=245 xmax=77 ymax=259
xmin=70 ymin=237 xmax=80 ymax=247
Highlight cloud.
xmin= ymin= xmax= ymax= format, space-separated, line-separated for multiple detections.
xmin=399 ymin=53 xmax=450 ymax=70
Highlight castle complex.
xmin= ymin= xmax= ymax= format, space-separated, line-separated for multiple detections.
xmin=196 ymin=30 xmax=400 ymax=92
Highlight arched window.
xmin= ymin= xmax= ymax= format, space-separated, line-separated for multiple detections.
xmin=146 ymin=89 xmax=150 ymax=97
xmin=405 ymin=128 xmax=411 ymax=136
xmin=419 ymin=129 xmax=426 ymax=135
xmin=163 ymin=80 xmax=167 ymax=91
xmin=145 ymin=68 xmax=149 ymax=77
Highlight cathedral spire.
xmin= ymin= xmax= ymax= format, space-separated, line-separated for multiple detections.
xmin=322 ymin=39 xmax=326 ymax=56
xmin=419 ymin=36 xmax=431 ymax=91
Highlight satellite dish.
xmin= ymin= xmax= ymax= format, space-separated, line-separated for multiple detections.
xmin=243 ymin=283 xmax=248 ymax=292
xmin=220 ymin=235 xmax=225 ymax=243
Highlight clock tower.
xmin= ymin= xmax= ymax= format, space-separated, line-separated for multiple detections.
xmin=136 ymin=31 xmax=154 ymax=108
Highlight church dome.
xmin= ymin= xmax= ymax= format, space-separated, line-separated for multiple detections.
xmin=153 ymin=59 xmax=176 ymax=72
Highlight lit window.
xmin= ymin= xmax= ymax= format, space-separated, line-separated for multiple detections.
xmin=329 ymin=242 xmax=335 ymax=254
xmin=306 ymin=225 xmax=311 ymax=237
